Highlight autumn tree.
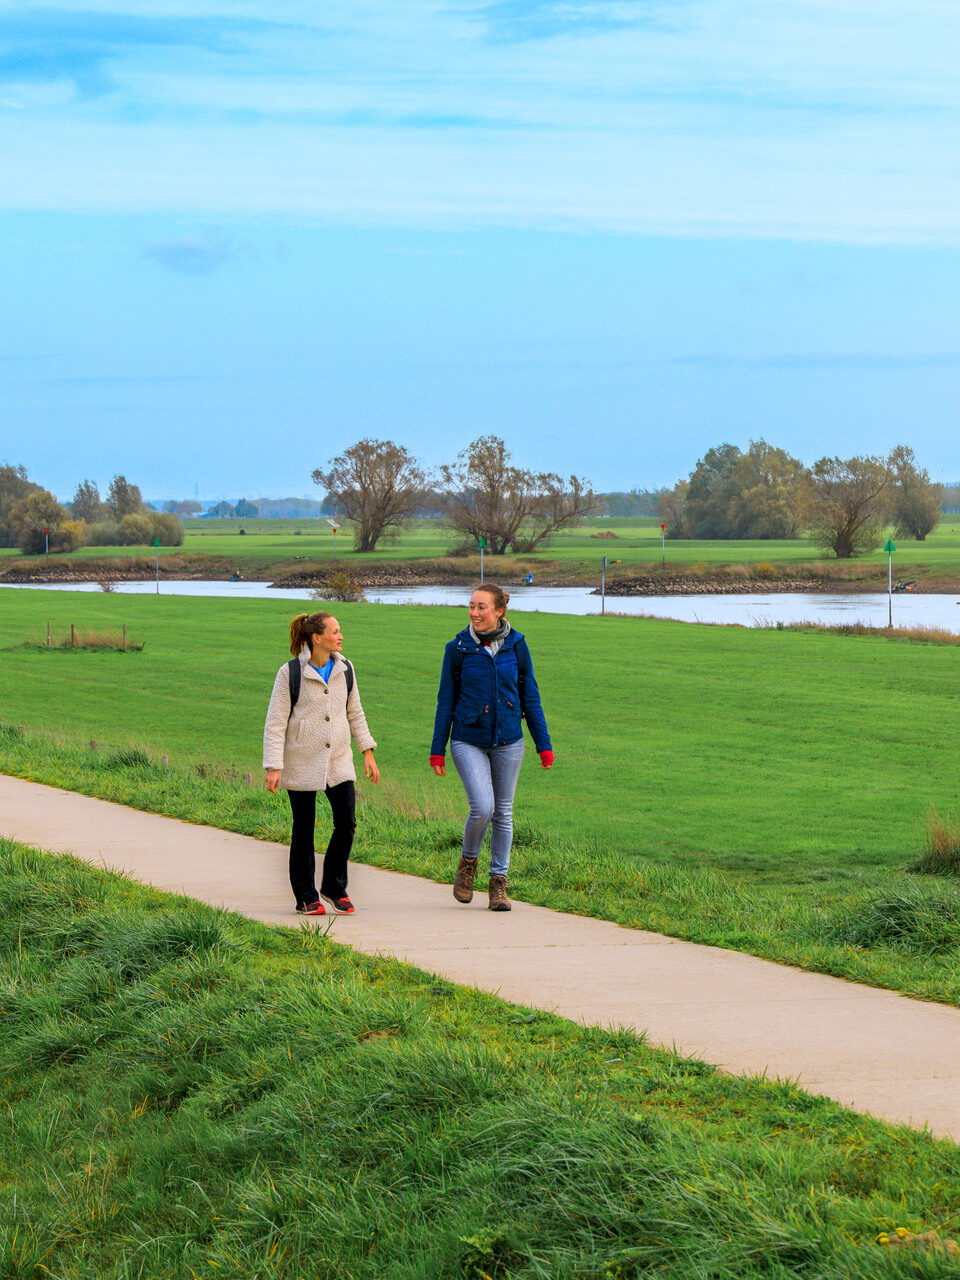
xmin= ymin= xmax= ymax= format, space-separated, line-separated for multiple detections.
xmin=727 ymin=440 xmax=809 ymax=539
xmin=0 ymin=462 xmax=40 ymax=547
xmin=684 ymin=443 xmax=743 ymax=538
xmin=889 ymin=445 xmax=944 ymax=542
xmin=440 ymin=435 xmax=596 ymax=555
xmin=808 ymin=454 xmax=893 ymax=558
xmin=312 ymin=438 xmax=428 ymax=553
xmin=7 ymin=489 xmax=80 ymax=554
xmin=71 ymin=479 xmax=105 ymax=523
xmin=655 ymin=480 xmax=689 ymax=538
xmin=106 ymin=474 xmax=143 ymax=522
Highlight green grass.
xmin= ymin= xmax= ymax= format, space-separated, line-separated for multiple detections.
xmin=2 ymin=588 xmax=960 ymax=1004
xmin=5 ymin=514 xmax=960 ymax=579
xmin=2 ymin=838 xmax=959 ymax=1280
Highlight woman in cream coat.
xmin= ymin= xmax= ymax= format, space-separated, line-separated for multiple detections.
xmin=263 ymin=610 xmax=379 ymax=916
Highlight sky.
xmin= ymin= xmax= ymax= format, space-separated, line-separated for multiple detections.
xmin=1 ymin=0 xmax=959 ymax=500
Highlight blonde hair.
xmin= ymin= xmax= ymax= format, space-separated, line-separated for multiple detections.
xmin=473 ymin=583 xmax=510 ymax=614
xmin=289 ymin=611 xmax=333 ymax=656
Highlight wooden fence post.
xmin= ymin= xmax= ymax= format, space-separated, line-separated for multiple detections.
xmin=70 ymin=624 xmax=76 ymax=647
xmin=122 ymin=623 xmax=127 ymax=650
xmin=46 ymin=620 xmax=51 ymax=646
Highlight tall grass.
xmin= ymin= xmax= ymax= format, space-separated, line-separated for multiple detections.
xmin=910 ymin=807 xmax=960 ymax=876
xmin=2 ymin=839 xmax=959 ymax=1280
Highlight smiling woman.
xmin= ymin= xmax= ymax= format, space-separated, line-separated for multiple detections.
xmin=262 ymin=609 xmax=379 ymax=916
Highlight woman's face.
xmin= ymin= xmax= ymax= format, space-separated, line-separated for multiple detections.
xmin=469 ymin=591 xmax=503 ymax=632
xmin=312 ymin=617 xmax=343 ymax=654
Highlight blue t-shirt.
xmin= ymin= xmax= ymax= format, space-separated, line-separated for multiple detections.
xmin=309 ymin=657 xmax=335 ymax=682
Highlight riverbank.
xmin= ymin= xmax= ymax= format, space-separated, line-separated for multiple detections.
xmin=3 ymin=552 xmax=957 ymax=594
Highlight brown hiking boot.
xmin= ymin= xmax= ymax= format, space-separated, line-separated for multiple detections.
xmin=453 ymin=855 xmax=478 ymax=903
xmin=488 ymin=874 xmax=511 ymax=912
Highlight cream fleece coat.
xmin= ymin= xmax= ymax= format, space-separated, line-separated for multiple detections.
xmin=262 ymin=651 xmax=377 ymax=791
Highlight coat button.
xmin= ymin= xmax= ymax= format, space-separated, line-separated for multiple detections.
xmin=325 ymin=742 xmax=330 ymax=749
xmin=325 ymin=715 xmax=330 ymax=721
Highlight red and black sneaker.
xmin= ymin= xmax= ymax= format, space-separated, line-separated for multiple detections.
xmin=297 ymin=900 xmax=326 ymax=915
xmin=322 ymin=893 xmax=355 ymax=914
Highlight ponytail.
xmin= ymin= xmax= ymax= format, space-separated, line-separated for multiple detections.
xmin=289 ymin=611 xmax=332 ymax=656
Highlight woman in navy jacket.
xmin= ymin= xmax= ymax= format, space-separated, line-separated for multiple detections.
xmin=430 ymin=584 xmax=553 ymax=912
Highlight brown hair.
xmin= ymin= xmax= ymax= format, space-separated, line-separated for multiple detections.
xmin=473 ymin=583 xmax=510 ymax=615
xmin=289 ymin=611 xmax=333 ymax=656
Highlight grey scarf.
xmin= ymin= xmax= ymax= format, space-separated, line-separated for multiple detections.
xmin=469 ymin=617 xmax=511 ymax=658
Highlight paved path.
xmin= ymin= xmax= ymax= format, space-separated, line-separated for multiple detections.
xmin=2 ymin=773 xmax=959 ymax=1142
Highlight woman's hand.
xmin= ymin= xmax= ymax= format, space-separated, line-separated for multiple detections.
xmin=364 ymin=749 xmax=380 ymax=784
xmin=430 ymin=755 xmax=446 ymax=776
xmin=539 ymin=750 xmax=555 ymax=770
xmin=264 ymin=769 xmax=282 ymax=792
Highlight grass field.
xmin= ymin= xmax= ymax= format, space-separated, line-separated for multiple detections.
xmin=3 ymin=839 xmax=959 ymax=1280
xmin=5 ymin=514 xmax=960 ymax=579
xmin=2 ymin=587 xmax=960 ymax=1004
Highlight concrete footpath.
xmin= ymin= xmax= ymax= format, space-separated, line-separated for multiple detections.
xmin=2 ymin=773 xmax=959 ymax=1143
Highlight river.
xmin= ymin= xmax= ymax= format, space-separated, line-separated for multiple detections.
xmin=4 ymin=580 xmax=960 ymax=632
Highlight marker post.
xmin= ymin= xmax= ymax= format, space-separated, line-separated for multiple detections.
xmin=326 ymin=517 xmax=340 ymax=560
xmin=660 ymin=523 xmax=666 ymax=569
xmin=477 ymin=537 xmax=486 ymax=583
xmin=884 ymin=538 xmax=895 ymax=628
xmin=154 ymin=538 xmax=161 ymax=595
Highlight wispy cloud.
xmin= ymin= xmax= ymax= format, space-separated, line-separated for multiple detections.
xmin=0 ymin=9 xmax=289 ymax=97
xmin=674 ymin=353 xmax=960 ymax=370
xmin=1 ymin=1 xmax=959 ymax=243
xmin=142 ymin=235 xmax=234 ymax=274
xmin=475 ymin=0 xmax=667 ymax=43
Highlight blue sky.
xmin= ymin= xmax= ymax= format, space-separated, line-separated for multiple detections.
xmin=1 ymin=0 xmax=959 ymax=499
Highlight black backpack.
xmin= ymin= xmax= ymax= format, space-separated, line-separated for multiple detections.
xmin=287 ymin=658 xmax=354 ymax=715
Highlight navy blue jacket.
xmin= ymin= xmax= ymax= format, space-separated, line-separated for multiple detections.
xmin=431 ymin=627 xmax=552 ymax=756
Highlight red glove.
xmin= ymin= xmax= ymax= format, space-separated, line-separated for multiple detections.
xmin=429 ymin=755 xmax=446 ymax=775
xmin=539 ymin=750 xmax=555 ymax=769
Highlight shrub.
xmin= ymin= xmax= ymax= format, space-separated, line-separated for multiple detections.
xmin=752 ymin=560 xmax=778 ymax=580
xmin=909 ymin=808 xmax=960 ymax=876
xmin=312 ymin=572 xmax=367 ymax=603
xmin=58 ymin=519 xmax=85 ymax=552
xmin=118 ymin=512 xmax=155 ymax=545
xmin=85 ymin=521 xmax=122 ymax=546
xmin=148 ymin=511 xmax=184 ymax=546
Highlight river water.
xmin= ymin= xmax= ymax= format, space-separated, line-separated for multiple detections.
xmin=5 ymin=579 xmax=960 ymax=632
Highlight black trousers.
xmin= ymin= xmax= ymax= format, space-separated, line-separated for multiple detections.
xmin=287 ymin=782 xmax=356 ymax=907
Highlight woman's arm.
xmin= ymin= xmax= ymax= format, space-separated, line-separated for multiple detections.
xmin=429 ymin=642 xmax=458 ymax=765
xmin=262 ymin=665 xmax=291 ymax=782
xmin=516 ymin=639 xmax=552 ymax=756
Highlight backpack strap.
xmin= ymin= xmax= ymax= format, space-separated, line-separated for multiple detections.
xmin=287 ymin=658 xmax=301 ymax=717
xmin=451 ymin=644 xmax=464 ymax=687
xmin=344 ymin=659 xmax=354 ymax=699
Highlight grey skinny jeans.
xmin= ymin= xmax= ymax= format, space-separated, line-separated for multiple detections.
xmin=450 ymin=737 xmax=526 ymax=877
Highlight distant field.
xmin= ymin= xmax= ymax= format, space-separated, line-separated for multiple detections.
xmin=5 ymin=514 xmax=960 ymax=575
xmin=3 ymin=587 xmax=960 ymax=1004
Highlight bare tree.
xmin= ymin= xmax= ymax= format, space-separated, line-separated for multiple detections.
xmin=440 ymin=435 xmax=596 ymax=555
xmin=313 ymin=438 xmax=428 ymax=552
xmin=889 ymin=445 xmax=944 ymax=541
xmin=808 ymin=454 xmax=893 ymax=558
